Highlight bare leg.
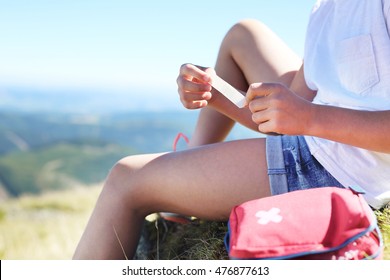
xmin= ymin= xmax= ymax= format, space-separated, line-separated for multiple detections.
xmin=73 ymin=138 xmax=269 ymax=259
xmin=74 ymin=20 xmax=304 ymax=260
xmin=189 ymin=19 xmax=302 ymax=146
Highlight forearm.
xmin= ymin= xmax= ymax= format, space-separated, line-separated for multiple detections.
xmin=307 ymin=104 xmax=390 ymax=153
xmin=207 ymin=88 xmax=259 ymax=132
xmin=189 ymin=107 xmax=235 ymax=147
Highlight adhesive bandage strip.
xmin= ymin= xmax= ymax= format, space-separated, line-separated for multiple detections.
xmin=210 ymin=74 xmax=246 ymax=108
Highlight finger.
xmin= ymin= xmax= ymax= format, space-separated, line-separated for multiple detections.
xmin=251 ymin=109 xmax=270 ymax=126
xmin=177 ymin=76 xmax=212 ymax=93
xmin=258 ymin=119 xmax=281 ymax=135
xmin=245 ymin=83 xmax=265 ymax=106
xmin=179 ymin=90 xmax=212 ymax=109
xmin=248 ymin=96 xmax=269 ymax=114
xmin=180 ymin=96 xmax=209 ymax=110
xmin=255 ymin=110 xmax=284 ymax=136
xmin=245 ymin=82 xmax=283 ymax=105
xmin=179 ymin=63 xmax=212 ymax=84
xmin=180 ymin=90 xmax=212 ymax=102
xmin=204 ymin=67 xmax=217 ymax=81
xmin=192 ymin=100 xmax=209 ymax=109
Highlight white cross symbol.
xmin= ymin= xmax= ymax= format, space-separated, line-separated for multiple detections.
xmin=255 ymin=207 xmax=283 ymax=225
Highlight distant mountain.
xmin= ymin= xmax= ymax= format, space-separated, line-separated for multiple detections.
xmin=0 ymin=85 xmax=182 ymax=113
xmin=0 ymin=110 xmax=201 ymax=197
xmin=0 ymin=142 xmax=135 ymax=197
xmin=0 ymin=105 xmax=260 ymax=198
xmin=0 ymin=111 xmax=199 ymax=156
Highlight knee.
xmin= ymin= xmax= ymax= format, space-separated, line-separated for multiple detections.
xmin=234 ymin=18 xmax=267 ymax=30
xmin=225 ymin=19 xmax=267 ymax=42
xmin=221 ymin=19 xmax=269 ymax=58
xmin=102 ymin=156 xmax=143 ymax=205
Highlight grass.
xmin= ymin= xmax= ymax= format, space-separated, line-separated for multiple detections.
xmin=136 ymin=218 xmax=229 ymax=260
xmin=375 ymin=206 xmax=390 ymax=259
xmin=139 ymin=207 xmax=390 ymax=260
xmin=0 ymin=185 xmax=101 ymax=259
xmin=0 ymin=186 xmax=389 ymax=260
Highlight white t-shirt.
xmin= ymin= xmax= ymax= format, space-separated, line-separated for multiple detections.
xmin=304 ymin=0 xmax=390 ymax=208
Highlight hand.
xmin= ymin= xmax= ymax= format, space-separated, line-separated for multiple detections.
xmin=176 ymin=64 xmax=216 ymax=109
xmin=246 ymin=83 xmax=315 ymax=135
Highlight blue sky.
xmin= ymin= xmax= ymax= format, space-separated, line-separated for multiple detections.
xmin=0 ymin=0 xmax=315 ymax=108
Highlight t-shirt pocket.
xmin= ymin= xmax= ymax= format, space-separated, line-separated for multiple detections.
xmin=337 ymin=34 xmax=379 ymax=95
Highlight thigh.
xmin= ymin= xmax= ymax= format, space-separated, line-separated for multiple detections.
xmin=126 ymin=138 xmax=269 ymax=220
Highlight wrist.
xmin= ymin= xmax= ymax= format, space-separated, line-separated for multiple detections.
xmin=303 ymin=103 xmax=321 ymax=137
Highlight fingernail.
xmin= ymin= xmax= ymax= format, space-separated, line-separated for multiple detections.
xmin=250 ymin=82 xmax=262 ymax=89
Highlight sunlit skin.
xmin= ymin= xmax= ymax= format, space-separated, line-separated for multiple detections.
xmin=73 ymin=19 xmax=390 ymax=260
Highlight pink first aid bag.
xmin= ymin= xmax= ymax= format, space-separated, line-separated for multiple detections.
xmin=225 ymin=187 xmax=383 ymax=260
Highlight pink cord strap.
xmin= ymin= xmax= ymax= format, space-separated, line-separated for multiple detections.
xmin=172 ymin=132 xmax=189 ymax=151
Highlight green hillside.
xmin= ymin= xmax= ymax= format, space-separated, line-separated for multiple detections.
xmin=0 ymin=142 xmax=135 ymax=196
xmin=0 ymin=111 xmax=202 ymax=197
xmin=0 ymin=111 xmax=198 ymax=156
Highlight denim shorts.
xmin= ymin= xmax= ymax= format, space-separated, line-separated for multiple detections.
xmin=266 ymin=135 xmax=344 ymax=195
